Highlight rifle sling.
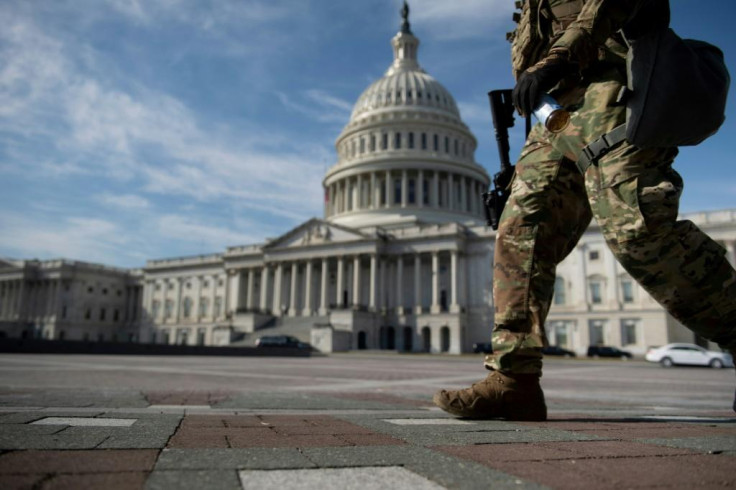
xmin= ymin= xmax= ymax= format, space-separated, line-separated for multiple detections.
xmin=575 ymin=124 xmax=627 ymax=175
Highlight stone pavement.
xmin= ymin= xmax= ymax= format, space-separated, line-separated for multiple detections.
xmin=0 ymin=353 xmax=734 ymax=489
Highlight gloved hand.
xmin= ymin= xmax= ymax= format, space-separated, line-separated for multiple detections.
xmin=512 ymin=49 xmax=575 ymax=117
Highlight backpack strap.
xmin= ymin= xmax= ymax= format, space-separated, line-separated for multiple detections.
xmin=575 ymin=124 xmax=627 ymax=174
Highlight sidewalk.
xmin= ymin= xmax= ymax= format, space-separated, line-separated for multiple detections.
xmin=1 ymin=386 xmax=734 ymax=490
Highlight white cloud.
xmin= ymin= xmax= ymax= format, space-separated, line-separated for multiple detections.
xmin=0 ymin=213 xmax=130 ymax=264
xmin=97 ymin=193 xmax=151 ymax=210
xmin=156 ymin=214 xmax=264 ymax=249
xmin=408 ymin=0 xmax=514 ymax=40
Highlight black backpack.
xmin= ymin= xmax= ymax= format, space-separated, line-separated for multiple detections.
xmin=577 ymin=0 xmax=730 ymax=172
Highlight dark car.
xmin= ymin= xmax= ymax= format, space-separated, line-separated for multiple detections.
xmin=587 ymin=345 xmax=633 ymax=359
xmin=255 ymin=335 xmax=309 ymax=349
xmin=542 ymin=345 xmax=576 ymax=357
xmin=473 ymin=342 xmax=493 ymax=354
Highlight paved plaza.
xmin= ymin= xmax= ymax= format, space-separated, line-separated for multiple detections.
xmin=0 ymin=352 xmax=734 ymax=489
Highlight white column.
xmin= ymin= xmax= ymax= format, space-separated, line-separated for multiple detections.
xmin=370 ymin=172 xmax=377 ymax=209
xmin=576 ymin=245 xmax=588 ymax=308
xmin=380 ymin=258 xmax=387 ymax=310
xmin=273 ymin=263 xmax=283 ymax=315
xmin=260 ymin=266 xmax=270 ymax=312
xmin=431 ymin=252 xmax=440 ymax=314
xmin=369 ymin=254 xmax=377 ymax=310
xmin=246 ymin=269 xmax=254 ymax=310
xmin=450 ymin=251 xmax=460 ymax=313
xmin=397 ymin=256 xmax=404 ymax=314
xmin=433 ymin=171 xmax=440 ymax=208
xmin=343 ymin=180 xmax=350 ymax=212
xmin=336 ymin=256 xmax=344 ymax=307
xmin=605 ymin=249 xmax=620 ymax=309
xmin=352 ymin=256 xmax=361 ymax=307
xmin=385 ymin=171 xmax=392 ymax=207
xmin=319 ymin=258 xmax=328 ymax=315
xmin=418 ymin=170 xmax=424 ymax=208
xmin=228 ymin=271 xmax=242 ymax=316
xmin=356 ymin=174 xmax=363 ymax=210
xmin=414 ymin=255 xmax=422 ymax=314
xmin=447 ymin=174 xmax=454 ymax=211
xmin=209 ymin=275 xmax=217 ymax=320
xmin=175 ymin=278 xmax=183 ymax=322
xmin=303 ymin=260 xmax=313 ymax=316
xmin=401 ymin=170 xmax=408 ymax=208
xmin=289 ymin=262 xmax=299 ymax=316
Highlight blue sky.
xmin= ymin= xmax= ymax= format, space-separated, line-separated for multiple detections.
xmin=1 ymin=0 xmax=735 ymax=268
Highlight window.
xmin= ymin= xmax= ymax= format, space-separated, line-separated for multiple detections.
xmin=394 ymin=132 xmax=401 ymax=149
xmin=359 ymin=138 xmax=365 ymax=153
xmin=185 ymin=282 xmax=191 ymax=289
xmin=214 ymin=297 xmax=222 ymax=318
xmin=445 ymin=136 xmax=450 ymax=153
xmin=408 ymin=179 xmax=416 ymax=204
xmin=164 ymin=300 xmax=173 ymax=319
xmin=113 ymin=309 xmax=119 ymax=322
xmin=155 ymin=284 xmax=161 ymax=291
xmin=408 ymin=132 xmax=414 ymax=149
xmin=370 ymin=135 xmax=376 ymax=152
xmin=590 ymin=282 xmax=602 ymax=304
xmin=183 ymin=297 xmax=192 ymax=318
xmin=100 ymin=308 xmax=106 ymax=321
xmin=433 ymin=134 xmax=439 ymax=151
xmin=394 ymin=178 xmax=402 ymax=204
xmin=218 ymin=279 xmax=224 ymax=287
xmin=152 ymin=300 xmax=161 ymax=319
xmin=553 ymin=277 xmax=566 ymax=305
xmin=88 ymin=286 xmax=94 ymax=293
xmin=621 ymin=319 xmax=638 ymax=345
xmin=621 ymin=280 xmax=634 ymax=303
xmin=203 ymin=280 xmax=209 ymax=288
xmin=454 ymin=139 xmax=459 ymax=155
xmin=199 ymin=298 xmax=209 ymax=317
xmin=421 ymin=133 xmax=427 ymax=149
xmin=85 ymin=308 xmax=92 ymax=320
xmin=589 ymin=251 xmax=600 ymax=261
xmin=117 ymin=290 xmax=122 ymax=296
xmin=382 ymin=133 xmax=388 ymax=150
xmin=102 ymin=288 xmax=108 ymax=295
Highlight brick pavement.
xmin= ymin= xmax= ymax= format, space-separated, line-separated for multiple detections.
xmin=0 ymin=354 xmax=734 ymax=489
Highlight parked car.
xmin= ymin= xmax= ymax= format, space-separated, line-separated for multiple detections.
xmin=255 ymin=335 xmax=309 ymax=349
xmin=587 ymin=345 xmax=633 ymax=359
xmin=472 ymin=342 xmax=493 ymax=354
xmin=645 ymin=343 xmax=734 ymax=368
xmin=542 ymin=345 xmax=576 ymax=357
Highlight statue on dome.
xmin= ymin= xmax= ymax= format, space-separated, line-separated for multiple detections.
xmin=400 ymin=1 xmax=412 ymax=34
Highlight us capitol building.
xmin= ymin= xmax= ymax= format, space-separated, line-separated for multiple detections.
xmin=1 ymin=8 xmax=735 ymax=355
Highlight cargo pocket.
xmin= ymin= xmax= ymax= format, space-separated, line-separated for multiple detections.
xmin=493 ymin=224 xmax=538 ymax=322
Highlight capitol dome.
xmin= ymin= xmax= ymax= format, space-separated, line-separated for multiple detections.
xmin=323 ymin=3 xmax=490 ymax=230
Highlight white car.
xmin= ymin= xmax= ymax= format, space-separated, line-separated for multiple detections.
xmin=645 ymin=343 xmax=734 ymax=369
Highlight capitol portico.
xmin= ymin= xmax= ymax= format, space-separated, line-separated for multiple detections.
xmin=1 ymin=5 xmax=735 ymax=356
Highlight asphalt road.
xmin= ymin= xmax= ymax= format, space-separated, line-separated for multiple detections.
xmin=0 ymin=352 xmax=733 ymax=414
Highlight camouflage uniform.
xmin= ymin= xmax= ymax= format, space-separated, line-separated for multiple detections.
xmin=486 ymin=0 xmax=736 ymax=375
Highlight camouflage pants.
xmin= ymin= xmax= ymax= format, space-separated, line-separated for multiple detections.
xmin=485 ymin=68 xmax=736 ymax=374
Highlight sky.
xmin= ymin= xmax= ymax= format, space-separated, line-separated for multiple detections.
xmin=1 ymin=0 xmax=735 ymax=269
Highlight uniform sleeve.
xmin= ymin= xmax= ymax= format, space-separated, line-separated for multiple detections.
xmin=551 ymin=0 xmax=645 ymax=68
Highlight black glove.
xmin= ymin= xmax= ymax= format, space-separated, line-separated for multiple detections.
xmin=512 ymin=50 xmax=575 ymax=117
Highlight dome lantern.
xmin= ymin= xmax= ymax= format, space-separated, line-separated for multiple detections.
xmin=387 ymin=1 xmax=421 ymax=76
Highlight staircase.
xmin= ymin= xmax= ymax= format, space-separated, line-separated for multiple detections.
xmin=231 ymin=315 xmax=330 ymax=346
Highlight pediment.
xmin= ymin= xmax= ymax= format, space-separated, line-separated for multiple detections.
xmin=265 ymin=219 xmax=372 ymax=250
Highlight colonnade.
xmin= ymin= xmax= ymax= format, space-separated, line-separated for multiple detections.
xmin=228 ymin=250 xmax=463 ymax=318
xmin=325 ymin=169 xmax=486 ymax=219
xmin=0 ymin=279 xmax=58 ymax=321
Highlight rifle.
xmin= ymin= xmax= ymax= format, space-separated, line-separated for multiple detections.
xmin=482 ymin=89 xmax=525 ymax=230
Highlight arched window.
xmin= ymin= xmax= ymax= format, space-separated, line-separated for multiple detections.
xmin=422 ymin=327 xmax=431 ymax=353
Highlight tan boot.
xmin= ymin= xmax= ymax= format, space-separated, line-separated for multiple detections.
xmin=433 ymin=370 xmax=547 ymax=421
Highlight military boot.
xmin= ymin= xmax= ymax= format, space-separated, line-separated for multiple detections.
xmin=433 ymin=370 xmax=547 ymax=421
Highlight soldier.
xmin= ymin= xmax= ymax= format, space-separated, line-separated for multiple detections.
xmin=434 ymin=0 xmax=736 ymax=420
